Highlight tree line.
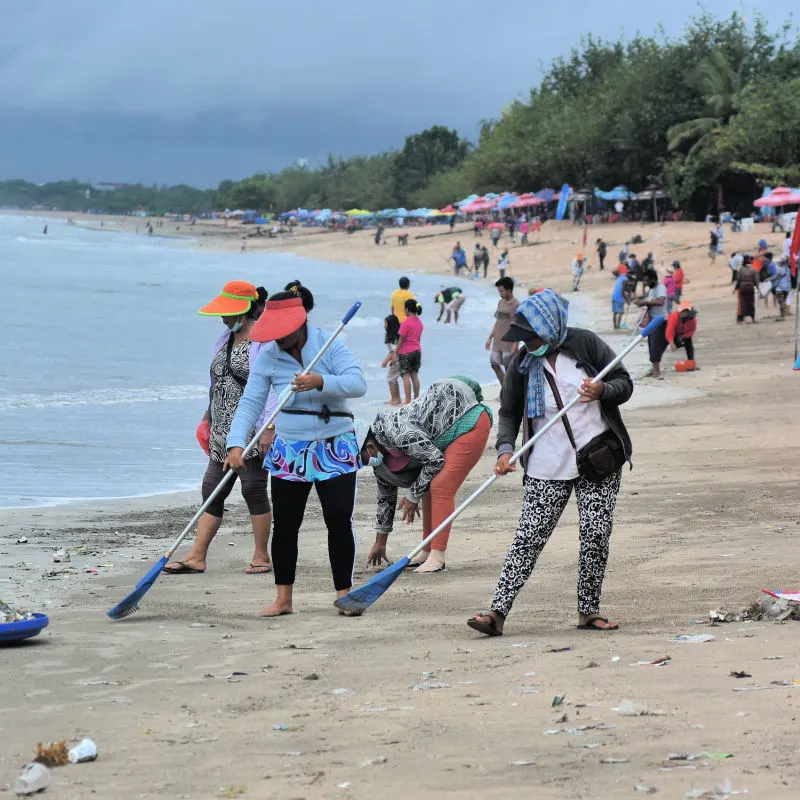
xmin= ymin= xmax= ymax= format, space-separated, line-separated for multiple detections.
xmin=1 ymin=12 xmax=799 ymax=220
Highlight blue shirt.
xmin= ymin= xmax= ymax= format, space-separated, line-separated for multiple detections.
xmin=612 ymin=275 xmax=628 ymax=304
xmin=772 ymin=263 xmax=791 ymax=293
xmin=227 ymin=325 xmax=367 ymax=449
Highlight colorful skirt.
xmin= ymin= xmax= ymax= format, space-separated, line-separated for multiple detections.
xmin=267 ymin=432 xmax=359 ymax=482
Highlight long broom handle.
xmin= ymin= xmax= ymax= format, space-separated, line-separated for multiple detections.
xmin=164 ymin=301 xmax=362 ymax=560
xmin=407 ymin=316 xmax=665 ymax=561
xmin=794 ymin=276 xmax=799 ymax=361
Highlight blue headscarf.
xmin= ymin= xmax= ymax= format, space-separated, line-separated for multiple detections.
xmin=516 ymin=290 xmax=569 ymax=418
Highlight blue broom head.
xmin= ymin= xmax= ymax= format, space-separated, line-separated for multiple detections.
xmin=334 ymin=556 xmax=410 ymax=613
xmin=107 ymin=556 xmax=168 ymax=620
xmin=794 ymin=352 xmax=800 ymax=371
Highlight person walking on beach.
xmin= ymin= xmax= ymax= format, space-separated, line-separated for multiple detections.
xmin=735 ymin=256 xmax=758 ymax=324
xmin=473 ymin=243 xmax=483 ymax=278
xmin=393 ymin=299 xmax=423 ymax=404
xmin=498 ymin=249 xmax=510 ymax=279
xmin=491 ymin=224 xmax=501 ymax=249
xmin=571 ymin=253 xmax=585 ymax=292
xmin=375 ymin=224 xmax=384 ymax=246
xmin=361 ymin=377 xmax=493 ymax=573
xmin=729 ymin=251 xmax=743 ymax=284
xmin=381 ymin=314 xmax=402 ymax=405
xmin=391 ymin=276 xmax=415 ymax=322
xmin=481 ymin=244 xmax=491 ymax=278
xmin=520 ymin=219 xmax=530 ymax=246
xmin=466 ymin=290 xmax=633 ymax=636
xmin=666 ymin=301 xmax=698 ymax=363
xmin=451 ymin=242 xmax=467 ymax=276
xmin=709 ymin=227 xmax=719 ymax=263
xmin=165 ymin=281 xmax=274 ymax=576
xmin=486 ymin=276 xmax=519 ymax=382
xmin=435 ymin=287 xmax=465 ymax=323
xmin=596 ymin=238 xmax=607 ymax=271
xmin=449 ymin=214 xmax=456 ymax=233
xmin=225 ymin=282 xmax=367 ymax=617
xmin=671 ymin=260 xmax=685 ymax=303
xmin=611 ymin=273 xmax=628 ymax=330
xmin=771 ymin=258 xmax=792 ymax=321
xmin=636 ymin=271 xmax=668 ymax=378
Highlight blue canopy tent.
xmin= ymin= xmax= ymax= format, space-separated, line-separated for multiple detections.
xmin=496 ymin=193 xmax=520 ymax=210
xmin=535 ymin=188 xmax=556 ymax=202
xmin=594 ymin=186 xmax=635 ymax=201
xmin=457 ymin=194 xmax=479 ymax=208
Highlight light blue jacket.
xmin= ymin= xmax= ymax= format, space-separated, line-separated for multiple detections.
xmin=227 ymin=325 xmax=367 ymax=448
xmin=771 ymin=263 xmax=791 ymax=293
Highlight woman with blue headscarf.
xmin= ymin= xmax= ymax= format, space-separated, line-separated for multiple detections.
xmin=468 ymin=290 xmax=633 ymax=636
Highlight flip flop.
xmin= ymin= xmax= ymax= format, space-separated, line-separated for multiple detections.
xmin=577 ymin=616 xmax=619 ymax=631
xmin=162 ymin=561 xmax=205 ymax=575
xmin=467 ymin=613 xmax=503 ymax=637
xmin=244 ymin=563 xmax=272 ymax=575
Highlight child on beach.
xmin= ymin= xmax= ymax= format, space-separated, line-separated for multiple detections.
xmin=572 ymin=253 xmax=585 ymax=291
xmin=393 ymin=299 xmax=423 ymax=404
xmin=498 ymin=249 xmax=510 ymax=279
xmin=381 ymin=314 xmax=402 ymax=405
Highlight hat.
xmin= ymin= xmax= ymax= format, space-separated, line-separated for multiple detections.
xmin=679 ymin=301 xmax=693 ymax=313
xmin=198 ymin=280 xmax=257 ymax=316
xmin=249 ymin=296 xmax=307 ymax=342
xmin=672 ymin=260 xmax=681 ymax=267
xmin=501 ymin=312 xmax=536 ymax=343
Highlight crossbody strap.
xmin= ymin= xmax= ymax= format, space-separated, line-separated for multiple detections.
xmin=543 ymin=369 xmax=578 ymax=452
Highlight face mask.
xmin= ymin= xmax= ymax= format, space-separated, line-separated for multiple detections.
xmin=367 ymin=452 xmax=384 ymax=468
xmin=527 ymin=343 xmax=549 ymax=357
xmin=230 ymin=319 xmax=244 ymax=333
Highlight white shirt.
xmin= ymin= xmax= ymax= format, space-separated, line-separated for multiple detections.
xmin=784 ymin=238 xmax=792 ymax=259
xmin=526 ymin=354 xmax=610 ymax=481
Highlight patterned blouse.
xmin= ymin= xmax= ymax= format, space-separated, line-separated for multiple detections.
xmin=371 ymin=378 xmax=492 ymax=509
xmin=209 ymin=337 xmax=259 ymax=463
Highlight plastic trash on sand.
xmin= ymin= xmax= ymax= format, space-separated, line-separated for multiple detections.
xmin=14 ymin=763 xmax=51 ymax=795
xmin=68 ymin=738 xmax=97 ymax=764
xmin=612 ymin=699 xmax=666 ymax=716
xmin=671 ymin=634 xmax=715 ymax=644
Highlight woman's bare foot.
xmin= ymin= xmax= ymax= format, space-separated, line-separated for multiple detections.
xmin=260 ymin=599 xmax=293 ymax=617
xmin=385 ymin=399 xmax=402 ymax=406
xmin=336 ymin=588 xmax=363 ymax=616
xmin=414 ymin=550 xmax=446 ymax=573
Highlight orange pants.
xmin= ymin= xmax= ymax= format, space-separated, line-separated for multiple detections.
xmin=422 ymin=411 xmax=491 ymax=551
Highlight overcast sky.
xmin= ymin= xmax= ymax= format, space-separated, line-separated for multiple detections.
xmin=0 ymin=0 xmax=787 ymax=187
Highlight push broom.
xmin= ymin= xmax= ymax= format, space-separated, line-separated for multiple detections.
xmin=335 ymin=315 xmax=667 ymax=614
xmin=107 ymin=301 xmax=362 ymax=620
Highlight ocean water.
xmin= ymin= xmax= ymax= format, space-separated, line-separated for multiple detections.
xmin=1 ymin=214 xmax=541 ymax=508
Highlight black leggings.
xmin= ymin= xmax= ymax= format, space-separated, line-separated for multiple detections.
xmin=270 ymin=471 xmax=357 ymax=590
xmin=675 ymin=336 xmax=695 ymax=360
xmin=201 ymin=458 xmax=270 ymax=518
xmin=647 ymin=323 xmax=669 ymax=364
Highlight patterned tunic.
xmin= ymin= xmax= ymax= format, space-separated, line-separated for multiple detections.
xmin=209 ymin=337 xmax=259 ymax=463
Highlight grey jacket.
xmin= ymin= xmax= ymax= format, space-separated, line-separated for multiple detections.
xmin=496 ymin=328 xmax=634 ymax=472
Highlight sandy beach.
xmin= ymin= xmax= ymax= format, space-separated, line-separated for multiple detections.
xmin=2 ymin=212 xmax=800 ymax=799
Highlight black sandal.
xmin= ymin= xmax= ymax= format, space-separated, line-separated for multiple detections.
xmin=577 ymin=615 xmax=618 ymax=631
xmin=467 ymin=613 xmax=503 ymax=637
xmin=162 ymin=561 xmax=205 ymax=575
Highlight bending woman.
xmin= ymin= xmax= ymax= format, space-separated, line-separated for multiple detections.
xmin=361 ymin=377 xmax=492 ymax=573
xmin=468 ymin=289 xmax=633 ymax=636
xmin=165 ymin=281 xmax=275 ymax=575
xmin=226 ymin=282 xmax=367 ymax=616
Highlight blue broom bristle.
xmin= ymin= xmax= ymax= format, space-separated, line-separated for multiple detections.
xmin=107 ymin=556 xmax=167 ymax=620
xmin=334 ymin=557 xmax=409 ymax=612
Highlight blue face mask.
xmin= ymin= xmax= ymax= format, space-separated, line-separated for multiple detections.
xmin=527 ymin=343 xmax=549 ymax=357
xmin=230 ymin=319 xmax=244 ymax=334
xmin=368 ymin=452 xmax=384 ymax=468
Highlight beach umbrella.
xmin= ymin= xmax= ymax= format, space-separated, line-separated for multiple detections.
xmin=512 ymin=193 xmax=544 ymax=208
xmin=457 ymin=194 xmax=480 ymax=208
xmin=754 ymin=187 xmax=800 ymax=208
xmin=496 ymin=193 xmax=520 ymax=209
xmin=535 ymin=188 xmax=556 ymax=202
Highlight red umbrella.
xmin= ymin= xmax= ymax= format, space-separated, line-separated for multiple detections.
xmin=440 ymin=204 xmax=457 ymax=213
xmin=512 ymin=194 xmax=544 ymax=208
xmin=463 ymin=198 xmax=498 ymax=213
xmin=754 ymin=187 xmax=800 ymax=207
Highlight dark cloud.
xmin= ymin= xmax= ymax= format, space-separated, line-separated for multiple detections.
xmin=0 ymin=0 xmax=783 ymax=186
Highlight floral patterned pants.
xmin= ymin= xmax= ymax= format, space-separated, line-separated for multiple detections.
xmin=491 ymin=470 xmax=622 ymax=617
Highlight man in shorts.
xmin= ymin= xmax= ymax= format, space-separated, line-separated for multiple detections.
xmin=485 ymin=276 xmax=519 ymax=381
xmin=435 ymin=287 xmax=466 ymax=323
